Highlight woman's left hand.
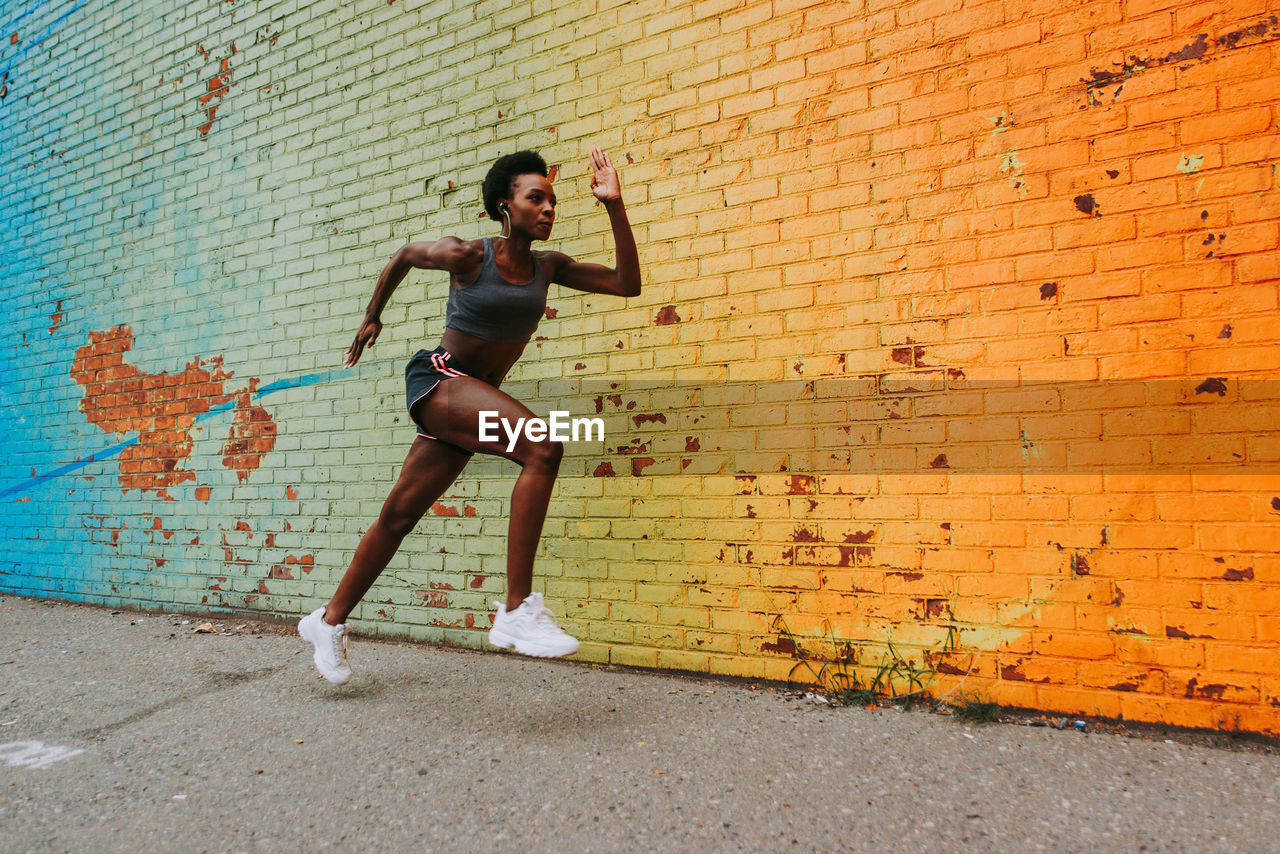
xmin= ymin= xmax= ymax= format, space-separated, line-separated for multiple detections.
xmin=589 ymin=147 xmax=622 ymax=205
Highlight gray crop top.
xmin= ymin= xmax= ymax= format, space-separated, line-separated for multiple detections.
xmin=445 ymin=237 xmax=550 ymax=343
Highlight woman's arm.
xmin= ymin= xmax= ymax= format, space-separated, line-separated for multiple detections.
xmin=344 ymin=237 xmax=482 ymax=367
xmin=550 ymin=148 xmax=642 ymax=298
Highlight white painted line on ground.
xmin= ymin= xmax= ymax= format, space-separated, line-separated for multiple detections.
xmin=0 ymin=740 xmax=86 ymax=769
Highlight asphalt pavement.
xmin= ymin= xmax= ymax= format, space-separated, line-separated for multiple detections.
xmin=2 ymin=594 xmax=1278 ymax=853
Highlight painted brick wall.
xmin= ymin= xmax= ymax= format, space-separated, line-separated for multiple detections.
xmin=2 ymin=0 xmax=1278 ymax=734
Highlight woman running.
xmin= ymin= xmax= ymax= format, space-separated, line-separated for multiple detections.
xmin=299 ymin=147 xmax=640 ymax=684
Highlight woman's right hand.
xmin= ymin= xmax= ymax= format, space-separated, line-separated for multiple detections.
xmin=344 ymin=316 xmax=383 ymax=368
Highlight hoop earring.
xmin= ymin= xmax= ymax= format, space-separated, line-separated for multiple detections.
xmin=500 ymin=206 xmax=510 ymax=237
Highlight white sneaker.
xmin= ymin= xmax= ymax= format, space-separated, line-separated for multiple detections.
xmin=298 ymin=607 xmax=351 ymax=685
xmin=488 ymin=592 xmax=579 ymax=658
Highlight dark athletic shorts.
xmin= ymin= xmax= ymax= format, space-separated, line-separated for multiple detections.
xmin=405 ymin=346 xmax=474 ymax=453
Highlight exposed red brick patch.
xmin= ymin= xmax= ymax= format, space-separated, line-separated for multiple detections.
xmin=921 ymin=598 xmax=949 ymax=619
xmin=785 ymin=475 xmax=814 ymax=495
xmin=761 ymin=636 xmax=797 ymax=655
xmin=632 ymin=413 xmax=667 ymax=427
xmin=685 ymin=437 xmax=700 ymax=452
xmin=221 ymin=386 xmax=276 ymax=481
xmin=631 ymin=457 xmax=655 ymax=476
xmin=49 ymin=300 xmax=65 ymax=334
xmin=654 ymin=305 xmax=681 ymax=325
xmin=790 ymin=526 xmax=820 ymax=543
xmin=197 ymin=57 xmax=232 ymax=136
xmin=1071 ymin=553 xmax=1091 ymax=576
xmin=593 ymin=461 xmax=615 ymax=477
xmin=431 ymin=502 xmax=460 ymax=516
xmin=70 ymin=325 xmax=276 ymax=496
xmin=1001 ymin=663 xmax=1027 ymax=681
xmin=276 ymin=553 xmax=315 ymax=574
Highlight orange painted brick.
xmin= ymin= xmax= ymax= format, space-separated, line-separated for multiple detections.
xmin=1110 ymin=65 xmax=1182 ymax=105
xmin=1102 ymin=522 xmax=1196 ymax=550
xmin=1091 ymin=126 xmax=1180 ymax=163
xmin=1034 ymin=685 xmax=1123 ymax=718
xmin=1114 ymin=635 xmax=1205 ymax=669
xmin=1191 ymin=164 xmax=1273 ymax=199
xmin=923 ymin=542 xmax=997 ymax=574
xmin=1069 ymin=492 xmax=1157 ymax=521
xmin=1224 ymin=130 xmax=1280 ymax=172
xmin=1101 ymin=408 xmax=1191 ymax=437
xmin=1119 ymin=694 xmax=1216 ymax=729
xmin=1197 ymin=523 xmax=1280 ymax=553
xmin=1096 ymin=294 xmax=1184 ymax=326
xmin=1156 ymin=493 xmax=1255 ymax=522
xmin=1220 ymin=68 xmax=1280 ymax=111
xmin=969 ymin=19 xmax=1040 ymax=55
xmin=1078 ymin=661 xmax=1167 ymax=694
xmin=1188 ymin=345 xmax=1280 ymax=375
xmin=1183 ymin=106 xmax=1273 ymax=145
xmin=1098 ymin=236 xmax=1185 ymax=271
xmin=1009 ymin=32 xmax=1089 ymax=76
xmin=931 ymin=0 xmax=1006 ymax=40
xmin=1174 ymin=0 xmax=1272 ymax=31
xmin=1067 ymin=438 xmax=1154 ymax=468
xmin=1236 ymin=250 xmax=1280 ymax=282
xmin=1202 ymin=576 xmax=1280 ymax=616
xmin=1088 ymin=10 xmax=1176 ymax=54
xmin=1129 ymin=83 xmax=1219 ymax=128
xmin=1162 ymin=608 xmax=1260 ymax=643
xmin=1054 ymin=216 xmax=1140 ymax=252
xmin=1153 ymin=435 xmax=1248 ymax=466
xmin=1166 ymin=669 xmax=1260 ymax=704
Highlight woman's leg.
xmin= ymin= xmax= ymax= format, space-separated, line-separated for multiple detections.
xmin=323 ymin=436 xmax=473 ymax=625
xmin=413 ymin=376 xmax=564 ymax=612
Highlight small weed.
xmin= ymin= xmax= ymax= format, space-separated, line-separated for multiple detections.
xmin=833 ymin=686 xmax=878 ymax=707
xmin=951 ymin=693 xmax=1001 ymax=724
xmin=772 ymin=617 xmax=942 ymax=709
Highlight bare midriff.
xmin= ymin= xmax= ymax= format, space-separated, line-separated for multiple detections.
xmin=440 ymin=327 xmax=527 ymax=387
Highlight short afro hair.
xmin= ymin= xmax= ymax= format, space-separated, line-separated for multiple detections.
xmin=482 ymin=150 xmax=548 ymax=221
